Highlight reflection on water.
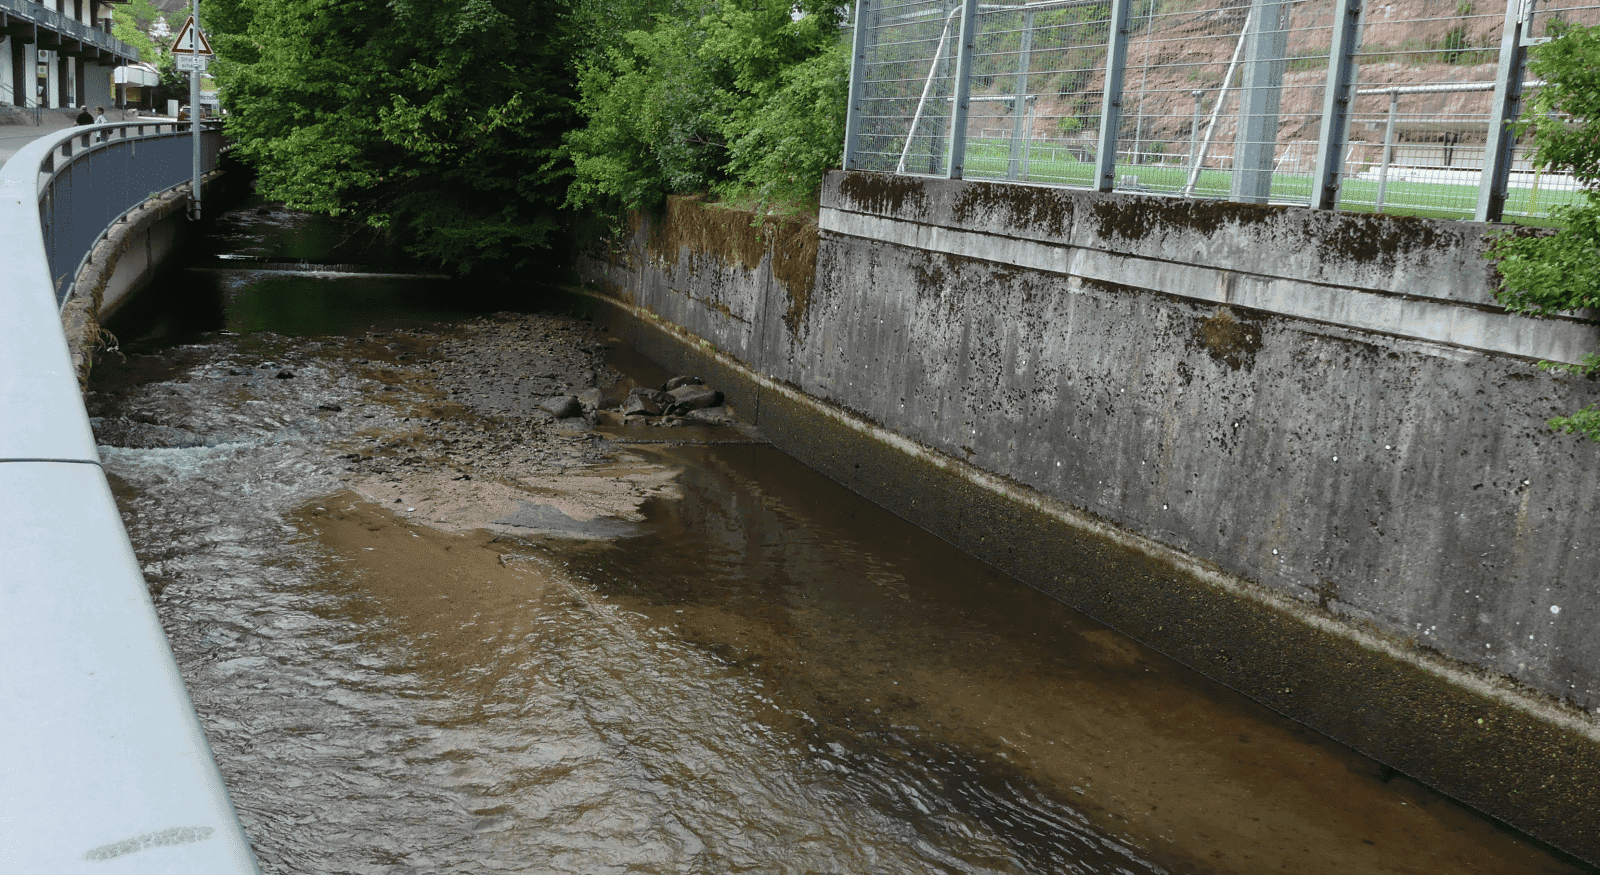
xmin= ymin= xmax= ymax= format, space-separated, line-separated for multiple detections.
xmin=106 ymin=199 xmax=540 ymax=352
xmin=93 ymin=343 xmax=1155 ymax=874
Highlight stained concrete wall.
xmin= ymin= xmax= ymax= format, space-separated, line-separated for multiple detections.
xmin=60 ymin=180 xmax=196 ymax=380
xmin=578 ymin=173 xmax=1600 ymax=862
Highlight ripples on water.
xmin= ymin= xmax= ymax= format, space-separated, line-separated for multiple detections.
xmin=92 ymin=336 xmax=1157 ymax=874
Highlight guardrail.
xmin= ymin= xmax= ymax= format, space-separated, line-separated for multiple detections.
xmin=0 ymin=0 xmax=140 ymax=60
xmin=18 ymin=120 xmax=223 ymax=304
xmin=0 ymin=125 xmax=259 ymax=872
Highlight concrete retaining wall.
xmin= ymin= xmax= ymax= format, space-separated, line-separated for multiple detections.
xmin=578 ymin=173 xmax=1600 ymax=863
xmin=60 ymin=179 xmax=200 ymax=381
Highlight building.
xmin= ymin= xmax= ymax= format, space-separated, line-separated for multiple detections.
xmin=0 ymin=0 xmax=141 ymax=114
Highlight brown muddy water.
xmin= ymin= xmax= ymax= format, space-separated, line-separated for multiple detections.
xmin=88 ymin=200 xmax=1587 ymax=874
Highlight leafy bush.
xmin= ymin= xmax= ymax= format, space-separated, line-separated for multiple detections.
xmin=1487 ymin=22 xmax=1600 ymax=439
xmin=212 ymin=0 xmax=576 ymax=276
xmin=565 ymin=0 xmax=848 ymax=217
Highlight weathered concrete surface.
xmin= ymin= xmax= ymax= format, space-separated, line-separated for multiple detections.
xmin=576 ymin=174 xmax=1600 ymax=864
xmin=59 ymin=179 xmax=200 ymax=383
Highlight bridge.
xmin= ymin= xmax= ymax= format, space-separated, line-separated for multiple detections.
xmin=0 ymin=121 xmax=258 ymax=873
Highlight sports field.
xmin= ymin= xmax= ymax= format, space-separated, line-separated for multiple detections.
xmin=956 ymin=139 xmax=1583 ymax=226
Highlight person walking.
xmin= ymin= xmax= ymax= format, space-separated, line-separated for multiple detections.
xmin=75 ymin=106 xmax=92 ymax=125
xmin=94 ymin=107 xmax=108 ymax=142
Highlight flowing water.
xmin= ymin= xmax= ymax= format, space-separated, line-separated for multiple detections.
xmin=88 ymin=199 xmax=1589 ymax=875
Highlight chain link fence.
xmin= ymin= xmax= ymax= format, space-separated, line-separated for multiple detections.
xmin=842 ymin=0 xmax=1600 ymax=223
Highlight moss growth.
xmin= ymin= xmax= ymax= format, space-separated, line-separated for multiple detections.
xmin=1314 ymin=212 xmax=1448 ymax=269
xmin=649 ymin=196 xmax=768 ymax=271
xmin=950 ymin=181 xmax=1076 ymax=238
xmin=644 ymin=195 xmax=819 ymax=335
xmin=1197 ymin=306 xmax=1265 ymax=371
xmin=837 ymin=171 xmax=930 ymax=218
xmin=773 ymin=219 xmax=820 ymax=334
xmin=1091 ymin=194 xmax=1284 ymax=244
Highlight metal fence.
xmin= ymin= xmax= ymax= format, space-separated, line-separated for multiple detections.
xmin=842 ymin=0 xmax=1600 ymax=223
xmin=11 ymin=121 xmax=224 ymax=304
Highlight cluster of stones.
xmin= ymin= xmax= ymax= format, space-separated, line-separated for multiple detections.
xmin=537 ymin=375 xmax=727 ymax=425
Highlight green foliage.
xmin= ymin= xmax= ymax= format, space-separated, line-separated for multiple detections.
xmin=565 ymin=0 xmax=848 ymax=217
xmin=1549 ymin=406 xmax=1600 ymax=441
xmin=566 ymin=19 xmax=726 ymax=216
xmin=1487 ymin=24 xmax=1600 ymax=440
xmin=1490 ymin=194 xmax=1600 ymax=314
xmin=213 ymin=0 xmax=576 ymax=276
xmin=1541 ymin=354 xmax=1600 ymax=442
xmin=215 ymin=0 xmax=849 ymax=271
xmin=1489 ymin=24 xmax=1600 ymax=316
xmin=1440 ymin=27 xmax=1470 ymax=64
xmin=111 ymin=0 xmax=169 ymax=64
xmin=112 ymin=0 xmax=185 ymax=91
xmin=719 ymin=38 xmax=848 ymax=204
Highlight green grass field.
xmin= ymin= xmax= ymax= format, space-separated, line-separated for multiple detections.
xmin=956 ymin=139 xmax=1582 ymax=227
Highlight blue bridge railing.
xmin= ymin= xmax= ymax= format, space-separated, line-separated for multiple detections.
xmin=23 ymin=121 xmax=224 ymax=304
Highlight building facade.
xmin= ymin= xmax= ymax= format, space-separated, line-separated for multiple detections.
xmin=0 ymin=0 xmax=139 ymax=114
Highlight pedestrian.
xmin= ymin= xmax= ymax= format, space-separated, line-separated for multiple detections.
xmin=94 ymin=106 xmax=108 ymax=141
xmin=75 ymin=105 xmax=92 ymax=125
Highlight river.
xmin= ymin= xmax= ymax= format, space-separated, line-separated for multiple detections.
xmin=88 ymin=198 xmax=1586 ymax=874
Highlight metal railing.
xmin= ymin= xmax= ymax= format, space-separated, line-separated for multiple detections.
xmin=842 ymin=0 xmax=1600 ymax=222
xmin=8 ymin=120 xmax=224 ymax=305
xmin=0 ymin=0 xmax=140 ymax=59
xmin=0 ymin=120 xmax=260 ymax=873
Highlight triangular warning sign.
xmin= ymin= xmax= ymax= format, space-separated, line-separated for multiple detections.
xmin=170 ymin=15 xmax=213 ymax=56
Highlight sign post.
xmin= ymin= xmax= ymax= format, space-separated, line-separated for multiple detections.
xmin=170 ymin=4 xmax=214 ymax=221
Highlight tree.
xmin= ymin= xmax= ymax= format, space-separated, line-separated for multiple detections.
xmin=1487 ymin=22 xmax=1600 ymax=441
xmin=111 ymin=0 xmax=185 ymax=95
xmin=211 ymin=0 xmax=576 ymax=277
xmin=564 ymin=0 xmax=848 ymax=217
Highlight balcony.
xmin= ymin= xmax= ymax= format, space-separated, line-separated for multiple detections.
xmin=0 ymin=0 xmax=140 ymax=64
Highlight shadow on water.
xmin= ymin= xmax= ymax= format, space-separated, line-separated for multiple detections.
xmin=103 ymin=196 xmax=552 ymax=353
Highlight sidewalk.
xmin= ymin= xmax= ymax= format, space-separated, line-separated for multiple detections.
xmin=1 ymin=109 xmax=191 ymax=169
xmin=0 ymin=108 xmax=82 ymax=167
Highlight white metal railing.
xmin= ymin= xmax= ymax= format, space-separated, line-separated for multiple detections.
xmin=0 ymin=125 xmax=260 ymax=874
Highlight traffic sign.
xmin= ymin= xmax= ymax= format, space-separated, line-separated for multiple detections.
xmin=174 ymin=53 xmax=209 ymax=72
xmin=169 ymin=15 xmax=213 ymax=56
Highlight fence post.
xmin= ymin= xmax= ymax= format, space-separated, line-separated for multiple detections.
xmin=1007 ymin=9 xmax=1035 ymax=180
xmin=1311 ymin=0 xmax=1361 ymax=209
xmin=1375 ymin=89 xmax=1399 ymax=211
xmin=842 ymin=0 xmax=873 ymax=172
xmin=945 ymin=0 xmax=980 ymax=179
xmin=1189 ymin=90 xmax=1204 ymax=176
xmin=1095 ymin=0 xmax=1134 ymax=191
xmin=1476 ymin=0 xmax=1533 ymax=223
xmin=1231 ymin=0 xmax=1289 ymax=203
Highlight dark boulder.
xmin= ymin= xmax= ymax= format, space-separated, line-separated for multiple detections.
xmin=623 ymin=394 xmax=663 ymax=417
xmin=539 ymin=395 xmax=583 ymax=419
xmin=666 ymin=384 xmax=723 ymax=414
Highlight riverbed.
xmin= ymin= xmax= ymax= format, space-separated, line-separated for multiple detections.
xmin=88 ymin=200 xmax=1588 ymax=874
